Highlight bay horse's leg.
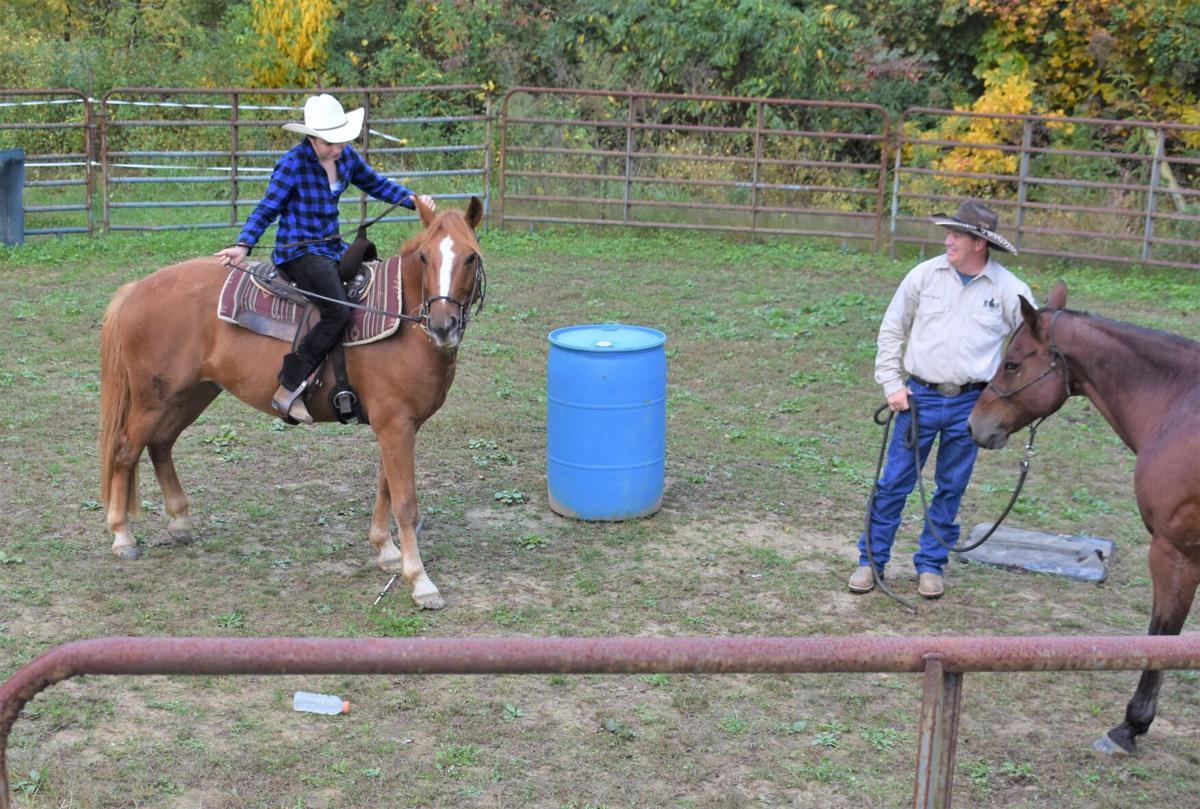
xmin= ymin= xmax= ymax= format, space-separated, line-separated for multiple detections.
xmin=1097 ymin=536 xmax=1200 ymax=755
xmin=375 ymin=422 xmax=444 ymax=609
xmin=147 ymin=385 xmax=221 ymax=544
xmin=369 ymin=461 xmax=402 ymax=571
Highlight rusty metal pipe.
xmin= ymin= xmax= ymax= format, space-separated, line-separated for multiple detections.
xmin=4 ymin=634 xmax=1200 ymax=808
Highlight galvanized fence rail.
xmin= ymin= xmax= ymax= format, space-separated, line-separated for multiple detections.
xmin=2 ymin=634 xmax=1200 ymax=808
xmin=892 ymin=108 xmax=1200 ymax=269
xmin=98 ymin=86 xmax=492 ymax=237
xmin=3 ymin=86 xmax=1199 ymax=270
xmin=497 ymin=86 xmax=890 ymax=248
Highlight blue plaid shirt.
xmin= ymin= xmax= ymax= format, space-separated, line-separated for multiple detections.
xmin=237 ymin=139 xmax=416 ymax=265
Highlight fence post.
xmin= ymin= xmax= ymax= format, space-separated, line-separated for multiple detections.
xmin=888 ymin=128 xmax=904 ymax=261
xmin=1142 ymin=127 xmax=1165 ymax=263
xmin=482 ymin=94 xmax=494 ymax=228
xmin=230 ymin=92 xmax=240 ymax=228
xmin=1016 ymin=120 xmax=1032 ymax=253
xmin=99 ymin=94 xmax=111 ymax=234
xmin=751 ymin=102 xmax=764 ymax=235
xmin=913 ymin=654 xmax=962 ymax=809
xmin=623 ymin=96 xmax=635 ymax=224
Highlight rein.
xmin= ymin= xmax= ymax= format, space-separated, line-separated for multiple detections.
xmin=228 ymin=250 xmax=487 ymax=340
xmin=230 ymin=261 xmax=421 ymax=324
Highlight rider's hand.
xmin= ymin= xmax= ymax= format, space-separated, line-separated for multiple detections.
xmin=416 ymin=194 xmax=436 ymax=212
xmin=886 ymin=387 xmax=911 ymax=412
xmin=214 ymin=244 xmax=249 ymax=266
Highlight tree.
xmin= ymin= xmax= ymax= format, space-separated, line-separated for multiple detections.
xmin=250 ymin=0 xmax=341 ymax=88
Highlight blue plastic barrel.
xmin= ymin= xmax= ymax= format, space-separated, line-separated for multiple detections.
xmin=547 ymin=324 xmax=667 ymax=520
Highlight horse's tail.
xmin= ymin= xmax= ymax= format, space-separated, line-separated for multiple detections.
xmin=99 ymin=283 xmax=140 ymax=517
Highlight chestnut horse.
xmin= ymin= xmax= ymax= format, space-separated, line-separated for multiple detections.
xmin=967 ymin=280 xmax=1200 ymax=755
xmin=98 ymin=197 xmax=485 ymax=609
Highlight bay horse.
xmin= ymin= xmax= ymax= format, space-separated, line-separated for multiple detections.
xmin=98 ymin=196 xmax=485 ymax=609
xmin=967 ymin=280 xmax=1200 ymax=755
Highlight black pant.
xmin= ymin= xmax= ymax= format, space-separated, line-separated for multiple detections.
xmin=278 ymin=252 xmax=351 ymax=390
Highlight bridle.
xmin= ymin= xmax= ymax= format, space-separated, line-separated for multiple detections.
xmin=987 ymin=308 xmax=1073 ymax=403
xmin=229 ymin=243 xmax=487 ymax=343
xmin=415 ymin=254 xmax=486 ymax=342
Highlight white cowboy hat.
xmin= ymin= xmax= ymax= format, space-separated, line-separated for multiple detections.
xmin=282 ymin=94 xmax=364 ymax=143
xmin=930 ymin=199 xmax=1018 ymax=254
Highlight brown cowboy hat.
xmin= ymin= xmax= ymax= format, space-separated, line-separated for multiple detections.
xmin=929 ymin=199 xmax=1017 ymax=254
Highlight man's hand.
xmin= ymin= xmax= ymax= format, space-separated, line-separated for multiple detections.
xmin=886 ymin=387 xmax=911 ymax=412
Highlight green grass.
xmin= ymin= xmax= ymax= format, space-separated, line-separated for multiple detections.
xmin=1 ymin=223 xmax=1199 ymax=807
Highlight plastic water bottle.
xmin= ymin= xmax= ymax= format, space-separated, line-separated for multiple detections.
xmin=292 ymin=691 xmax=349 ymax=715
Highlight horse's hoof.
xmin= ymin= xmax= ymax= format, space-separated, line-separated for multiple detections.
xmin=113 ymin=544 xmax=143 ymax=561
xmin=167 ymin=518 xmax=195 ymax=544
xmin=414 ymin=591 xmax=445 ymax=610
xmin=1093 ymin=732 xmax=1134 ymax=757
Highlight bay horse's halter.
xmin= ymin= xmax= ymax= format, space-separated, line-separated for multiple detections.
xmin=415 ymin=256 xmax=486 ymax=342
xmin=987 ymin=309 xmax=1073 ymax=404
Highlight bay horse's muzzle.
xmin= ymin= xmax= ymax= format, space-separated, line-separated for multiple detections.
xmin=966 ymin=413 xmax=1010 ymax=450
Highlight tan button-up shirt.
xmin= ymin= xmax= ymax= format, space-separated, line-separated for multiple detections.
xmin=875 ymin=255 xmax=1033 ymax=398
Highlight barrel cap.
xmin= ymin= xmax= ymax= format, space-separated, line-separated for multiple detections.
xmin=548 ymin=323 xmax=666 ymax=353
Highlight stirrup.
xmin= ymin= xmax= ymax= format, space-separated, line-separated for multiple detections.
xmin=272 ymin=382 xmax=313 ymax=425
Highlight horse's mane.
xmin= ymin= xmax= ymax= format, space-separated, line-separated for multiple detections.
xmin=1059 ymin=306 xmax=1200 ymax=384
xmin=1062 ymin=307 xmax=1200 ymax=353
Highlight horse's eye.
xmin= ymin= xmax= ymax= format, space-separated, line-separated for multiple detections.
xmin=1004 ymin=361 xmax=1020 ymax=372
xmin=418 ymin=251 xmax=428 ymax=264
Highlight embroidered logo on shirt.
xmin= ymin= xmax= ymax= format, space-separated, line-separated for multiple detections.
xmin=984 ymin=297 xmax=998 ymax=310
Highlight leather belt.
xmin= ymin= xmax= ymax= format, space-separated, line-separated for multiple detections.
xmin=909 ymin=375 xmax=987 ymax=397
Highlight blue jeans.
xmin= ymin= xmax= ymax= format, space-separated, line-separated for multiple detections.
xmin=857 ymin=383 xmax=982 ymax=575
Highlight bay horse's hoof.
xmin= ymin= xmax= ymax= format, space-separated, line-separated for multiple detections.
xmin=414 ymin=591 xmax=445 ymax=610
xmin=1093 ymin=731 xmax=1134 ymax=757
xmin=113 ymin=544 xmax=143 ymax=561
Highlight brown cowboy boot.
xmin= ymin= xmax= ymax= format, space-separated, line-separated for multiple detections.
xmin=271 ymin=383 xmax=313 ymax=425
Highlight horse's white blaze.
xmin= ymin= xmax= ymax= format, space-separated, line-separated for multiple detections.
xmin=438 ymin=235 xmax=455 ymax=298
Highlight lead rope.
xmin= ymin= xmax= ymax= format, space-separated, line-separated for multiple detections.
xmin=908 ymin=394 xmax=1045 ymax=555
xmin=864 ymin=397 xmax=1042 ymax=613
xmin=864 ymin=403 xmax=919 ymax=614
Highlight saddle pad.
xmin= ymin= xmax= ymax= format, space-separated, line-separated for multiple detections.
xmin=217 ymin=256 xmax=404 ymax=346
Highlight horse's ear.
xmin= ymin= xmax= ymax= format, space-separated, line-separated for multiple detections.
xmin=1019 ymin=294 xmax=1040 ymax=338
xmin=1046 ymin=280 xmax=1068 ymax=310
xmin=465 ymin=196 xmax=483 ymax=230
xmin=416 ymin=196 xmax=436 ymax=227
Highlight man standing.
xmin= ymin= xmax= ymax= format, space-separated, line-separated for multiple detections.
xmin=850 ymin=200 xmax=1032 ymax=599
